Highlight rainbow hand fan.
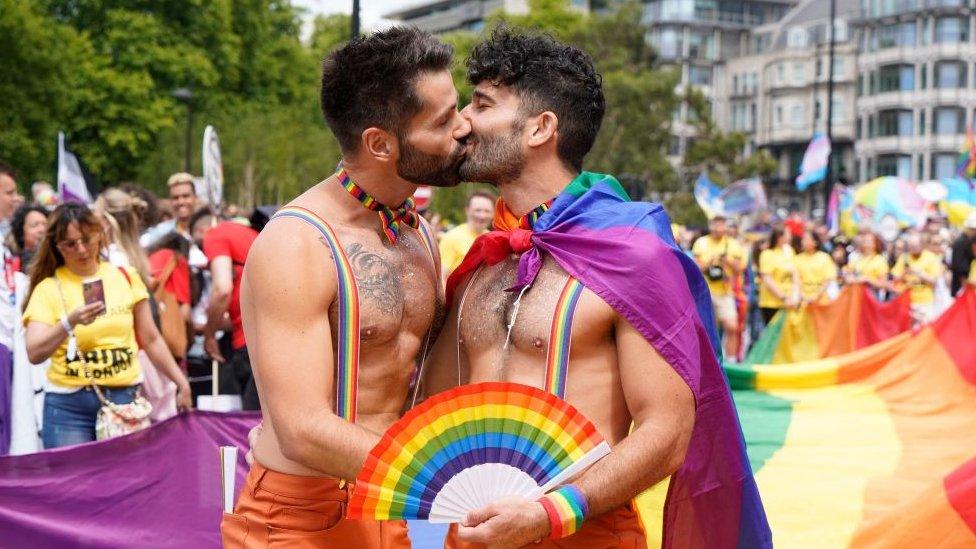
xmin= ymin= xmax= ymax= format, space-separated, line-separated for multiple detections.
xmin=346 ymin=382 xmax=611 ymax=523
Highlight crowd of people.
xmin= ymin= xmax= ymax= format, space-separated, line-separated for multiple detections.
xmin=0 ymin=163 xmax=264 ymax=451
xmin=679 ymin=209 xmax=976 ymax=361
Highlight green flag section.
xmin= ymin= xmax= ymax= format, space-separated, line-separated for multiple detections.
xmin=741 ymin=284 xmax=911 ymax=365
xmin=638 ymin=289 xmax=976 ymax=547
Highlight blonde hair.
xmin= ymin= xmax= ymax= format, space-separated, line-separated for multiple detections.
xmin=167 ymin=172 xmax=195 ymax=190
xmin=93 ymin=188 xmax=151 ymax=283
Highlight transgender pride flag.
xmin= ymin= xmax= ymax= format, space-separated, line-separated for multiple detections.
xmin=796 ymin=132 xmax=831 ymax=191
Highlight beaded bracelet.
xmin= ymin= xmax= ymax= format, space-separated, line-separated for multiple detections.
xmin=537 ymin=485 xmax=589 ymax=539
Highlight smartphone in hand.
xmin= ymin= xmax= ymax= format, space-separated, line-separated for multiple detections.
xmin=82 ymin=279 xmax=105 ymax=310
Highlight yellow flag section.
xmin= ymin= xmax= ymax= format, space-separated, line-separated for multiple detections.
xmin=636 ymin=290 xmax=976 ymax=548
xmin=741 ymin=284 xmax=912 ymax=365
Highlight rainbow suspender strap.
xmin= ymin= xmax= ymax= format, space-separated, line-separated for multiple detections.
xmin=544 ymin=277 xmax=584 ymax=399
xmin=539 ymin=277 xmax=589 ymax=539
xmin=272 ymin=206 xmax=361 ymax=423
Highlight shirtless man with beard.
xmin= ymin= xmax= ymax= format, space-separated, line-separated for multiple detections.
xmin=220 ymin=27 xmax=468 ymax=548
xmin=420 ymin=31 xmax=768 ymax=548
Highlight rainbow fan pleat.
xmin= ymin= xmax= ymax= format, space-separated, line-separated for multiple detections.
xmin=346 ymin=382 xmax=608 ymax=521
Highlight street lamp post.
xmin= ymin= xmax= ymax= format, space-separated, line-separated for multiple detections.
xmin=172 ymin=87 xmax=194 ymax=172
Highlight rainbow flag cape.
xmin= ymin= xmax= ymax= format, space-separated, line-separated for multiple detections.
xmin=449 ymin=172 xmax=771 ymax=548
xmin=745 ymin=285 xmax=912 ymax=365
xmin=703 ymin=289 xmax=976 ymax=547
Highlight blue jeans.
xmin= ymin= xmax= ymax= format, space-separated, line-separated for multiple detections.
xmin=42 ymin=386 xmax=139 ymax=449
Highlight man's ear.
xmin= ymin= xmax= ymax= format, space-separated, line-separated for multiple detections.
xmin=525 ymin=111 xmax=558 ymax=149
xmin=361 ymin=127 xmax=398 ymax=163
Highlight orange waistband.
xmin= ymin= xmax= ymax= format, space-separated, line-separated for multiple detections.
xmin=247 ymin=460 xmax=350 ymax=501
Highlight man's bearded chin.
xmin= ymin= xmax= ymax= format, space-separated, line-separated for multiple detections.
xmin=397 ymin=140 xmax=465 ymax=188
xmin=457 ymin=130 xmax=524 ymax=186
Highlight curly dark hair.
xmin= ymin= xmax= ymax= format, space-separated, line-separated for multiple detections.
xmin=320 ymin=26 xmax=453 ymax=153
xmin=467 ymin=29 xmax=605 ymax=172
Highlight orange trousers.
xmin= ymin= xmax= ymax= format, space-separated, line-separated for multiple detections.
xmin=220 ymin=461 xmax=411 ymax=548
xmin=444 ymin=503 xmax=645 ymax=549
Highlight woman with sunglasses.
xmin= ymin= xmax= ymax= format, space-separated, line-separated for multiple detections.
xmin=22 ymin=203 xmax=191 ymax=449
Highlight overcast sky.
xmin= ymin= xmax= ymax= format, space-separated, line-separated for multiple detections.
xmin=292 ymin=0 xmax=408 ymax=33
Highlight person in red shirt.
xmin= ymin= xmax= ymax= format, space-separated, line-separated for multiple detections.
xmin=189 ymin=208 xmax=259 ymax=409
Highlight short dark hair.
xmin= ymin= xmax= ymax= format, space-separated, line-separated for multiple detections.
xmin=320 ymin=27 xmax=453 ymax=153
xmin=188 ymin=207 xmax=214 ymax=233
xmin=467 ymin=29 xmax=605 ymax=172
xmin=0 ymin=161 xmax=17 ymax=180
xmin=467 ymin=190 xmax=496 ymax=206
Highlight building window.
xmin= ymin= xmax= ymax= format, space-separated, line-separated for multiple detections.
xmin=856 ymin=116 xmax=862 ymax=139
xmin=878 ymin=64 xmax=915 ymax=92
xmin=920 ymin=110 xmax=926 ymax=135
xmin=776 ymin=105 xmax=783 ymax=125
xmin=921 ymin=63 xmax=927 ymax=89
xmin=869 ymin=71 xmax=877 ymax=94
xmin=936 ymin=61 xmax=967 ymax=89
xmin=935 ymin=16 xmax=968 ymax=43
xmin=688 ymin=30 xmax=715 ymax=60
xmin=934 ymin=106 xmax=965 ymax=135
xmin=934 ymin=153 xmax=958 ymax=179
xmin=788 ymin=26 xmax=808 ymax=48
xmin=877 ymin=154 xmax=912 ymax=178
xmin=652 ymin=28 xmax=683 ymax=59
xmin=918 ymin=154 xmax=925 ymax=180
xmin=791 ymin=104 xmax=804 ymax=126
xmin=793 ymin=62 xmax=804 ymax=85
xmin=816 ymin=58 xmax=822 ymax=78
xmin=777 ymin=63 xmax=785 ymax=85
xmin=831 ymin=99 xmax=846 ymax=125
xmin=689 ymin=65 xmax=712 ymax=86
xmin=878 ymin=109 xmax=913 ymax=136
xmin=868 ymin=115 xmax=876 ymax=137
xmin=877 ymin=21 xmax=916 ymax=48
xmin=832 ymin=58 xmax=845 ymax=78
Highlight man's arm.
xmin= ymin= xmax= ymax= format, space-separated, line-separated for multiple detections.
xmin=203 ymin=255 xmax=233 ymax=362
xmin=457 ymin=314 xmax=696 ymax=547
xmin=570 ymin=314 xmax=696 ymax=517
xmin=244 ymin=220 xmax=379 ymax=480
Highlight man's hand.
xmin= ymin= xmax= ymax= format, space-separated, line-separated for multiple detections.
xmin=245 ymin=422 xmax=263 ymax=466
xmin=456 ymin=496 xmax=551 ymax=549
xmin=205 ymin=335 xmax=225 ymax=363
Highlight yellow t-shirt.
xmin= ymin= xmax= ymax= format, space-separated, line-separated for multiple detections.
xmin=23 ymin=262 xmax=148 ymax=389
xmin=758 ymin=246 xmax=797 ymax=308
xmin=795 ymin=251 xmax=838 ymax=302
xmin=692 ymin=236 xmax=746 ymax=297
xmin=845 ymin=253 xmax=889 ymax=286
xmin=891 ymin=250 xmax=944 ymax=305
xmin=438 ymin=223 xmax=485 ymax=274
xmin=970 ymin=260 xmax=976 ymax=283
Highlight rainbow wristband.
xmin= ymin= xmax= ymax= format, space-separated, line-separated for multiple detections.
xmin=538 ymin=485 xmax=589 ymax=539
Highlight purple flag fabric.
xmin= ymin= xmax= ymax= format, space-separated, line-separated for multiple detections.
xmin=0 ymin=411 xmax=259 ymax=548
xmin=515 ymin=172 xmax=771 ymax=548
xmin=0 ymin=344 xmax=10 ymax=455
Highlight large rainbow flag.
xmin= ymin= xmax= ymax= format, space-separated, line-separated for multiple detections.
xmin=745 ymin=284 xmax=911 ymax=365
xmin=639 ymin=289 xmax=976 ymax=547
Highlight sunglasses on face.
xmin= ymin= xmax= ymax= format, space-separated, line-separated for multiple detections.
xmin=56 ymin=233 xmax=100 ymax=253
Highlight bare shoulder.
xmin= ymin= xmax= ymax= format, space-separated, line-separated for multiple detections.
xmin=243 ymin=210 xmax=338 ymax=314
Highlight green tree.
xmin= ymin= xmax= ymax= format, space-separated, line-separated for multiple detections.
xmin=683 ymin=88 xmax=777 ymax=184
